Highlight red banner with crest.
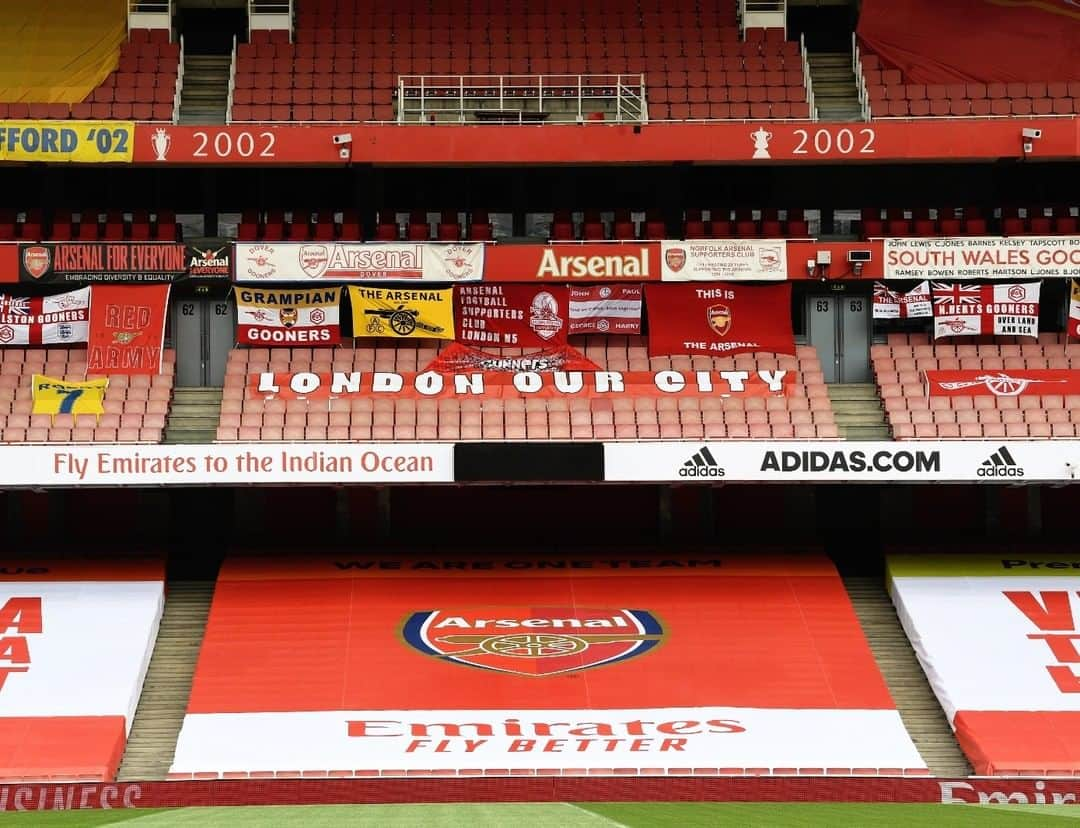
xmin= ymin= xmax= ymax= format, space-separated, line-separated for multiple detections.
xmin=455 ymin=285 xmax=569 ymax=348
xmin=644 ymin=282 xmax=795 ymax=357
xmin=87 ymin=285 xmax=170 ymax=375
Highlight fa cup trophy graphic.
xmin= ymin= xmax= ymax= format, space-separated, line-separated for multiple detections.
xmin=750 ymin=126 xmax=773 ymax=159
xmin=151 ymin=128 xmax=171 ymax=162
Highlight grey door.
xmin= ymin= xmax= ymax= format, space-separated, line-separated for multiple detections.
xmin=172 ymin=297 xmax=236 ymax=387
xmin=806 ymin=293 xmax=871 ymax=383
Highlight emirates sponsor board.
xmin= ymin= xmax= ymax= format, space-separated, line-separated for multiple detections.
xmin=250 ymin=369 xmax=792 ymax=400
xmin=885 ymin=236 xmax=1080 ymax=281
xmin=236 ymin=287 xmax=341 ymax=346
xmin=932 ymin=281 xmax=1040 ymax=339
xmin=18 ymin=243 xmax=188 ymax=283
xmin=872 ymin=281 xmax=932 ymax=319
xmin=603 ymin=440 xmax=1080 ymax=482
xmin=660 ymin=240 xmax=787 ymax=282
xmin=236 ymin=243 xmax=484 ymax=282
xmin=925 ymin=369 xmax=1080 ymax=397
xmin=455 ymin=285 xmax=567 ymax=347
xmin=568 ymin=285 xmax=642 ymax=334
xmin=0 ymin=287 xmax=89 ymax=345
xmin=0 ymin=444 xmax=453 ymax=486
xmin=483 ymin=244 xmax=659 ymax=282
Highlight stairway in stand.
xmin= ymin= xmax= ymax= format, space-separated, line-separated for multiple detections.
xmin=843 ymin=576 xmax=972 ymax=777
xmin=178 ymin=54 xmax=231 ymax=125
xmin=807 ymin=51 xmax=863 ymax=122
xmin=116 ymin=580 xmax=216 ymax=781
xmin=828 ymin=383 xmax=891 ymax=440
xmin=165 ymin=387 xmax=222 ymax=444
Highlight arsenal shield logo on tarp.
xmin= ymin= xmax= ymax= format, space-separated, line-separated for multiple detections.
xmin=707 ymin=303 xmax=731 ymax=336
xmin=22 ymin=246 xmax=51 ymax=280
xmin=665 ymin=247 xmax=687 ymax=273
xmin=402 ymin=607 xmax=663 ymax=677
xmin=299 ymin=244 xmax=329 ymax=278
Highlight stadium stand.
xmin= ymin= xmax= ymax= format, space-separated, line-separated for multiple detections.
xmin=873 ymin=334 xmax=1080 ymax=440
xmin=169 ymin=552 xmax=925 ymax=778
xmin=0 ymin=560 xmax=163 ymax=782
xmin=888 ymin=553 xmax=1080 ymax=775
xmin=0 ymin=348 xmax=175 ymax=444
xmin=0 ymin=209 xmax=181 ymax=242
xmin=857 ymin=206 xmax=1080 ymax=240
xmin=217 ymin=340 xmax=835 ymax=442
xmin=230 ymin=0 xmax=811 ymax=123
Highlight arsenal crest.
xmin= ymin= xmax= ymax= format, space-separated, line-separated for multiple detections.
xmin=22 ymin=246 xmax=51 ymax=280
xmin=299 ymin=244 xmax=329 ymax=278
xmin=707 ymin=303 xmax=732 ymax=336
xmin=402 ymin=607 xmax=663 ymax=677
xmin=665 ymin=247 xmax=687 ymax=273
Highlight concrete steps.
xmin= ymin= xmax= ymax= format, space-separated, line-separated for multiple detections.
xmin=808 ymin=51 xmax=863 ymax=121
xmin=165 ymin=387 xmax=222 ymax=444
xmin=827 ymin=383 xmax=891 ymax=440
xmin=116 ymin=580 xmax=216 ymax=781
xmin=843 ymin=576 xmax=972 ymax=777
xmin=179 ymin=55 xmax=230 ymax=125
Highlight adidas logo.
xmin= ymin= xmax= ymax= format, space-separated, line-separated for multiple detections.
xmin=978 ymin=446 xmax=1024 ymax=478
xmin=679 ymin=446 xmax=725 ymax=478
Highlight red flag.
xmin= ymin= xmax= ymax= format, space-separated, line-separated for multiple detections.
xmin=87 ymin=285 xmax=170 ymax=375
xmin=644 ymin=282 xmax=794 ymax=357
xmin=422 ymin=342 xmax=599 ymax=373
xmin=454 ymin=285 xmax=569 ymax=348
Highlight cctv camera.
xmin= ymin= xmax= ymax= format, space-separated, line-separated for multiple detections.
xmin=332 ymin=133 xmax=354 ymax=145
xmin=338 ymin=147 xmax=351 ymax=160
xmin=1023 ymin=141 xmax=1033 ymax=154
xmin=1021 ymin=128 xmax=1042 ymax=139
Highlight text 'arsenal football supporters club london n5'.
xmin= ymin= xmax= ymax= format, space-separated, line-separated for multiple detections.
xmin=455 ymin=285 xmax=568 ymax=347
xmin=644 ymin=282 xmax=794 ymax=357
xmin=235 ymin=287 xmax=341 ymax=347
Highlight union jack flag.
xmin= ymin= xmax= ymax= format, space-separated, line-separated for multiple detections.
xmin=0 ymin=296 xmax=30 ymax=316
xmin=931 ymin=282 xmax=981 ymax=307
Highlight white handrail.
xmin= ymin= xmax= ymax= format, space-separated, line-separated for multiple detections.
xmin=172 ymin=33 xmax=184 ymax=124
xmin=800 ymin=33 xmax=817 ymax=122
xmin=226 ymin=34 xmax=236 ymax=125
xmin=852 ymin=32 xmax=871 ymax=122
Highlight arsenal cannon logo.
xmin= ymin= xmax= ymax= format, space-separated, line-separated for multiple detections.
xmin=402 ymin=607 xmax=663 ymax=677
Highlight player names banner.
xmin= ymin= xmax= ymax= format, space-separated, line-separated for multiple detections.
xmin=884 ymin=236 xmax=1080 ymax=280
xmin=660 ymin=240 xmax=787 ymax=281
xmin=568 ymin=285 xmax=642 ymax=334
xmin=932 ymin=281 xmax=1040 ymax=339
xmin=0 ymin=287 xmax=89 ymax=345
xmin=237 ymin=243 xmax=484 ymax=282
xmin=235 ymin=287 xmax=341 ymax=347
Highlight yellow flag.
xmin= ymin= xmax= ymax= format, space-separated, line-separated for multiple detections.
xmin=31 ymin=374 xmax=108 ymax=416
xmin=0 ymin=122 xmax=135 ymax=163
xmin=348 ymin=286 xmax=455 ymax=340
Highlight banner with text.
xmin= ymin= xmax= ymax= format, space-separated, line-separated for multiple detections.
xmin=422 ymin=342 xmax=599 ymax=374
xmin=0 ymin=121 xmax=134 ymax=164
xmin=87 ymin=285 xmax=170 ymax=375
xmin=932 ymin=281 xmax=1040 ymax=339
xmin=568 ymin=285 xmax=642 ymax=334
xmin=1070 ymin=280 xmax=1080 ymax=339
xmin=645 ymin=282 xmax=795 ymax=357
xmin=0 ymin=287 xmax=89 ymax=345
xmin=237 ymin=243 xmax=484 ymax=282
xmin=925 ymin=370 xmax=1080 ymax=398
xmin=873 ymin=281 xmax=932 ymax=319
xmin=30 ymin=376 xmax=108 ymax=416
xmin=483 ymin=243 xmax=660 ymax=282
xmin=661 ymin=240 xmax=787 ymax=282
xmin=456 ymin=285 xmax=568 ymax=348
xmin=235 ymin=287 xmax=341 ymax=347
xmin=885 ymin=237 xmax=1080 ymax=281
xmin=18 ymin=243 xmax=188 ymax=284
xmin=251 ymin=369 xmax=792 ymax=400
xmin=348 ymin=286 xmax=454 ymax=340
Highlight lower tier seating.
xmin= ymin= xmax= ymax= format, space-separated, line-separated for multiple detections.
xmin=170 ymin=551 xmax=925 ymax=778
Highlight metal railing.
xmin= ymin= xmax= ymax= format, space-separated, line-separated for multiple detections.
xmin=226 ymin=35 xmax=237 ymax=125
xmin=852 ymin=32 xmax=871 ymax=122
xmin=800 ymin=33 xmax=817 ymax=121
xmin=127 ymin=0 xmax=171 ymax=39
xmin=171 ymin=34 xmax=184 ymax=124
xmin=397 ymin=74 xmax=648 ymax=125
xmin=738 ymin=0 xmax=786 ymax=38
xmin=248 ymin=0 xmax=293 ymax=42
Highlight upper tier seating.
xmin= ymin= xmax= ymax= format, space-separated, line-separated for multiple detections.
xmin=231 ymin=3 xmax=810 ymax=123
xmin=0 ymin=209 xmax=181 ymax=242
xmin=860 ymin=54 xmax=1080 ymax=118
xmin=0 ymin=559 xmax=163 ymax=782
xmin=217 ymin=339 xmax=835 ymax=442
xmin=0 ymin=347 xmax=175 ymax=444
xmin=0 ymin=31 xmax=177 ymax=122
xmin=874 ymin=333 xmax=1080 ymax=440
xmin=858 ymin=206 xmax=1080 ymax=240
xmin=170 ymin=552 xmax=924 ymax=778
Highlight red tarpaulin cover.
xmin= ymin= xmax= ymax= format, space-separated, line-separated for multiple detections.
xmin=858 ymin=0 xmax=1080 ymax=84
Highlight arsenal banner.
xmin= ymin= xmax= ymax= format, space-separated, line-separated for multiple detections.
xmin=237 ymin=243 xmax=484 ymax=282
xmin=235 ymin=287 xmax=341 ymax=347
xmin=31 ymin=375 xmax=108 ymax=416
xmin=873 ymin=281 xmax=931 ymax=319
xmin=932 ymin=282 xmax=1040 ymax=339
xmin=1070 ymin=280 xmax=1080 ymax=339
xmin=19 ymin=243 xmax=188 ymax=283
xmin=644 ymin=283 xmax=795 ymax=357
xmin=455 ymin=285 xmax=568 ymax=348
xmin=348 ymin=286 xmax=454 ymax=340
xmin=884 ymin=237 xmax=1080 ymax=281
xmin=422 ymin=342 xmax=599 ymax=373
xmin=660 ymin=240 xmax=787 ymax=282
xmin=0 ymin=287 xmax=89 ymax=345
xmin=925 ymin=369 xmax=1080 ymax=398
xmin=87 ymin=284 xmax=170 ymax=375
xmin=568 ymin=285 xmax=642 ymax=334
xmin=251 ymin=369 xmax=793 ymax=400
